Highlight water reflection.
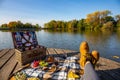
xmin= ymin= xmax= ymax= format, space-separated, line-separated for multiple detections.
xmin=116 ymin=30 xmax=120 ymax=42
xmin=0 ymin=31 xmax=14 ymax=49
xmin=41 ymin=30 xmax=120 ymax=62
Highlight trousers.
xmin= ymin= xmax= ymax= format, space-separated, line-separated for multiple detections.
xmin=80 ymin=61 xmax=100 ymax=80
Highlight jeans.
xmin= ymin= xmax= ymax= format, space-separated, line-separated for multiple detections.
xmin=80 ymin=61 xmax=100 ymax=80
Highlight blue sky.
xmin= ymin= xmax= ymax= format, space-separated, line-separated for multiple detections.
xmin=0 ymin=0 xmax=120 ymax=27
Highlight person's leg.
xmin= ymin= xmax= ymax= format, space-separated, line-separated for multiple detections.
xmin=80 ymin=61 xmax=100 ymax=80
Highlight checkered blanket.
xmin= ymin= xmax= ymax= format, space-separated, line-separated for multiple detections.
xmin=22 ymin=56 xmax=81 ymax=80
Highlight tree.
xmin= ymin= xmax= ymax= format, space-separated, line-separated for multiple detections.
xmin=35 ymin=24 xmax=40 ymax=28
xmin=17 ymin=21 xmax=24 ymax=28
xmin=7 ymin=21 xmax=24 ymax=29
xmin=100 ymin=10 xmax=111 ymax=24
xmin=85 ymin=10 xmax=112 ymax=30
xmin=61 ymin=22 xmax=66 ymax=29
xmin=115 ymin=15 xmax=120 ymax=28
xmin=116 ymin=21 xmax=120 ymax=28
xmin=85 ymin=11 xmax=101 ymax=30
xmin=57 ymin=21 xmax=63 ymax=28
xmin=102 ymin=21 xmax=114 ymax=30
xmin=24 ymin=23 xmax=32 ymax=28
xmin=67 ymin=21 xmax=72 ymax=29
xmin=1 ymin=24 xmax=8 ymax=28
xmin=7 ymin=21 xmax=18 ymax=28
xmin=100 ymin=10 xmax=111 ymax=18
xmin=44 ymin=10 xmax=117 ymax=30
xmin=115 ymin=15 xmax=120 ymax=21
xmin=104 ymin=16 xmax=114 ymax=22
xmin=45 ymin=20 xmax=57 ymax=29
xmin=77 ymin=19 xmax=86 ymax=30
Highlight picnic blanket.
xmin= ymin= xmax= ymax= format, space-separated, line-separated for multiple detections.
xmin=21 ymin=56 xmax=81 ymax=80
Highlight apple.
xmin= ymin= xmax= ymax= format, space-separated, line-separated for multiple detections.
xmin=33 ymin=60 xmax=39 ymax=67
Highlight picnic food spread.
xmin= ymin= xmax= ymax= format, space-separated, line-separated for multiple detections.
xmin=10 ymin=56 xmax=81 ymax=80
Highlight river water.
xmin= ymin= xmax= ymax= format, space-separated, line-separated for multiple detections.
xmin=0 ymin=30 xmax=120 ymax=62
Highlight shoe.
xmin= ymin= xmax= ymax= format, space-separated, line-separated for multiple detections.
xmin=91 ymin=50 xmax=99 ymax=65
xmin=79 ymin=41 xmax=90 ymax=69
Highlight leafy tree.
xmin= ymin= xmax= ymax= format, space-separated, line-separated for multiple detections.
xmin=0 ymin=21 xmax=40 ymax=30
xmin=115 ymin=15 xmax=120 ymax=21
xmin=24 ymin=23 xmax=32 ymax=28
xmin=77 ymin=19 xmax=86 ymax=30
xmin=116 ymin=21 xmax=120 ymax=28
xmin=1 ymin=24 xmax=8 ymax=28
xmin=71 ymin=20 xmax=78 ymax=29
xmin=7 ymin=21 xmax=17 ymax=28
xmin=102 ymin=21 xmax=114 ymax=30
xmin=35 ymin=24 xmax=40 ymax=28
xmin=17 ymin=21 xmax=24 ymax=28
xmin=85 ymin=11 xmax=101 ymax=30
xmin=57 ymin=21 xmax=63 ymax=28
xmin=85 ymin=10 xmax=112 ymax=30
xmin=61 ymin=22 xmax=66 ymax=29
xmin=100 ymin=10 xmax=111 ymax=24
xmin=7 ymin=21 xmax=24 ymax=29
xmin=66 ymin=21 xmax=72 ymax=29
xmin=115 ymin=15 xmax=120 ymax=28
xmin=45 ymin=20 xmax=57 ymax=29
xmin=104 ymin=16 xmax=114 ymax=22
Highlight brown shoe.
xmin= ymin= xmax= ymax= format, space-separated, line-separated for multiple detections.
xmin=79 ymin=41 xmax=89 ymax=55
xmin=91 ymin=50 xmax=100 ymax=65
xmin=79 ymin=41 xmax=90 ymax=69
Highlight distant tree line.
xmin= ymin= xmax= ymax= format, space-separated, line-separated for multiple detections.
xmin=0 ymin=21 xmax=41 ymax=30
xmin=0 ymin=10 xmax=120 ymax=31
xmin=44 ymin=10 xmax=120 ymax=31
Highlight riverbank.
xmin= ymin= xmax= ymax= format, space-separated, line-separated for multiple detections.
xmin=0 ymin=48 xmax=120 ymax=80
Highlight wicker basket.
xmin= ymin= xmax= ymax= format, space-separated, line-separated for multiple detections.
xmin=15 ymin=46 xmax=46 ymax=65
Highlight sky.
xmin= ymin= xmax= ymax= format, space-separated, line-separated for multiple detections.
xmin=0 ymin=0 xmax=120 ymax=27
